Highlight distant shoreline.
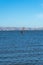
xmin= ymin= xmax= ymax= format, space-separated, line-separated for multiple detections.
xmin=0 ymin=27 xmax=43 ymax=31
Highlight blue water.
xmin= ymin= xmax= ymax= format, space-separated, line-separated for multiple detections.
xmin=0 ymin=30 xmax=43 ymax=65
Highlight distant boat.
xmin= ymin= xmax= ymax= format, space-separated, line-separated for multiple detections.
xmin=20 ymin=27 xmax=25 ymax=34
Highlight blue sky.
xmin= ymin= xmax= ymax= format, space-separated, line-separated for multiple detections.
xmin=0 ymin=0 xmax=43 ymax=27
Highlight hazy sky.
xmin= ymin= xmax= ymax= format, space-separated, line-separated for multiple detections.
xmin=0 ymin=0 xmax=43 ymax=27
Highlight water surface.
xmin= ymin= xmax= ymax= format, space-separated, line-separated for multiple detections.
xmin=0 ymin=30 xmax=43 ymax=65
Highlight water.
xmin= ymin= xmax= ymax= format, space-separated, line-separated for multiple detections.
xmin=0 ymin=30 xmax=43 ymax=65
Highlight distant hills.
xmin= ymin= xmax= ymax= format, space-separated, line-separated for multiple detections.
xmin=0 ymin=27 xmax=43 ymax=31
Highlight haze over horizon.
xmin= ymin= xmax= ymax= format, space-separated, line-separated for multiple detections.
xmin=0 ymin=0 xmax=43 ymax=28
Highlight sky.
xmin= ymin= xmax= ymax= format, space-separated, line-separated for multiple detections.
xmin=0 ymin=0 xmax=43 ymax=28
